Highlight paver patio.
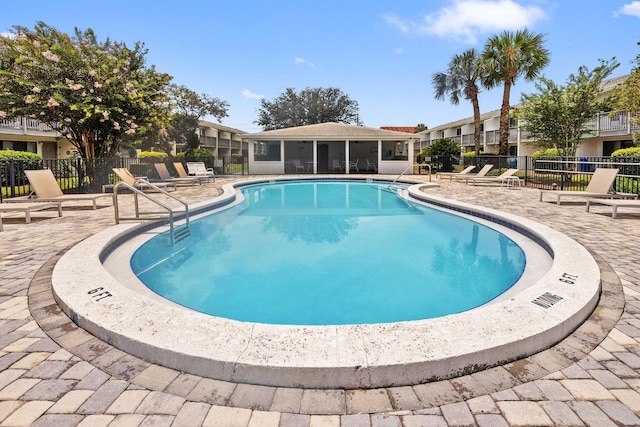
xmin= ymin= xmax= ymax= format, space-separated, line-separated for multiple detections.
xmin=0 ymin=174 xmax=639 ymax=426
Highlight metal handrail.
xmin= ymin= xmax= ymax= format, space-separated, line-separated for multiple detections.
xmin=113 ymin=179 xmax=190 ymax=245
xmin=390 ymin=163 xmax=431 ymax=188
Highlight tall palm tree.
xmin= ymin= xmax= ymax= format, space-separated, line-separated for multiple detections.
xmin=482 ymin=29 xmax=550 ymax=155
xmin=432 ymin=48 xmax=485 ymax=155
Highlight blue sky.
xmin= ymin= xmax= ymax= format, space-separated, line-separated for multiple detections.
xmin=1 ymin=0 xmax=639 ymax=132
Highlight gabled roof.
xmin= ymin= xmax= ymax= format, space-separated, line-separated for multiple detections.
xmin=380 ymin=126 xmax=417 ymax=133
xmin=243 ymin=122 xmax=418 ymax=140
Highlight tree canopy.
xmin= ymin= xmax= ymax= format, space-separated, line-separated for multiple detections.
xmin=138 ymin=84 xmax=229 ymax=153
xmin=432 ymin=48 xmax=485 ymax=155
xmin=517 ymin=59 xmax=619 ymax=157
xmin=0 ymin=22 xmax=172 ymax=159
xmin=611 ymin=41 xmax=640 ymax=135
xmin=482 ymin=29 xmax=550 ymax=155
xmin=256 ymin=87 xmax=359 ymax=130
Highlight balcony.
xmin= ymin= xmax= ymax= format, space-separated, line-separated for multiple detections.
xmin=1 ymin=117 xmax=56 ymax=136
xmin=198 ymin=135 xmax=218 ymax=148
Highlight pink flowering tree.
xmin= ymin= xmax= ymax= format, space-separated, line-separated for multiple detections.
xmin=0 ymin=22 xmax=172 ymax=162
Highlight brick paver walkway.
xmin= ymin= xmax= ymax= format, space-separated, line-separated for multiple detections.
xmin=1 ymin=174 xmax=639 ymax=426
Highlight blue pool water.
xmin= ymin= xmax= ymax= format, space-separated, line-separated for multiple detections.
xmin=131 ymin=180 xmax=526 ymax=325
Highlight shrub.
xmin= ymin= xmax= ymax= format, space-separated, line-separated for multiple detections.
xmin=611 ymin=147 xmax=640 ymax=158
xmin=138 ymin=151 xmax=168 ymax=163
xmin=0 ymin=150 xmax=43 ymax=186
xmin=611 ymin=147 xmax=640 ymax=180
xmin=532 ymin=148 xmax=559 ymax=157
xmin=0 ymin=149 xmax=42 ymax=160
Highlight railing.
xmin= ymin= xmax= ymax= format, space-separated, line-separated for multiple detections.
xmin=0 ymin=117 xmax=56 ymax=133
xmin=459 ymin=155 xmax=640 ymax=195
xmin=113 ymin=179 xmax=190 ymax=245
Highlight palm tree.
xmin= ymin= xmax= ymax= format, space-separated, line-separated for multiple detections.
xmin=432 ymin=48 xmax=485 ymax=155
xmin=482 ymin=29 xmax=550 ymax=155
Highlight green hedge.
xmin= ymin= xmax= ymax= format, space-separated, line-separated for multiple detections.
xmin=138 ymin=151 xmax=168 ymax=163
xmin=611 ymin=147 xmax=640 ymax=158
xmin=0 ymin=149 xmax=42 ymax=160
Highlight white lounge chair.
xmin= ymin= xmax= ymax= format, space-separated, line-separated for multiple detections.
xmin=469 ymin=168 xmax=519 ymax=186
xmin=154 ymin=163 xmax=200 ymax=186
xmin=186 ymin=162 xmax=215 ymax=182
xmin=436 ymin=165 xmax=475 ymax=179
xmin=450 ymin=164 xmax=494 ymax=183
xmin=539 ymin=168 xmax=633 ymax=205
xmin=4 ymin=169 xmax=112 ymax=209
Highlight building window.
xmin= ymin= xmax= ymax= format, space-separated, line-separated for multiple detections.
xmin=382 ymin=141 xmax=408 ymax=160
xmin=254 ymin=141 xmax=281 ymax=161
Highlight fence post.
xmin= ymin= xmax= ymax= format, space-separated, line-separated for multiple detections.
xmin=9 ymin=158 xmax=16 ymax=198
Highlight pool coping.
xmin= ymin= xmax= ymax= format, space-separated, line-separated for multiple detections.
xmin=50 ymin=178 xmax=602 ymax=389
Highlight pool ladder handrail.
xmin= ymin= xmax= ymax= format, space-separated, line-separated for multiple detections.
xmin=389 ymin=163 xmax=431 ymax=189
xmin=113 ymin=179 xmax=190 ymax=245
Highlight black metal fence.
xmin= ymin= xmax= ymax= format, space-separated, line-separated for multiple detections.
xmin=2 ymin=154 xmax=639 ymax=200
xmin=1 ymin=155 xmax=249 ymax=200
xmin=462 ymin=155 xmax=640 ymax=194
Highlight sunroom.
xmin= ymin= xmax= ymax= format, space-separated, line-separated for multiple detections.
xmin=244 ymin=122 xmax=418 ymax=175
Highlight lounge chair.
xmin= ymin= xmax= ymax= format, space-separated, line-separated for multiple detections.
xmin=469 ymin=168 xmax=519 ymax=186
xmin=0 ymin=202 xmax=62 ymax=231
xmin=186 ymin=162 xmax=215 ymax=182
xmin=154 ymin=163 xmax=201 ymax=186
xmin=449 ymin=164 xmax=494 ymax=183
xmin=585 ymin=198 xmax=640 ymax=218
xmin=4 ymin=169 xmax=111 ymax=209
xmin=539 ymin=168 xmax=634 ymax=205
xmin=436 ymin=165 xmax=476 ymax=180
xmin=112 ymin=168 xmax=176 ymax=192
xmin=174 ymin=162 xmax=207 ymax=184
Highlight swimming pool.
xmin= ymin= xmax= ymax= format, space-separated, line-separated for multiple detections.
xmin=52 ymin=177 xmax=601 ymax=388
xmin=131 ymin=180 xmax=525 ymax=325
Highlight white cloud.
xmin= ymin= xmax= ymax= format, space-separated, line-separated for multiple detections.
xmin=0 ymin=32 xmax=14 ymax=39
xmin=242 ymin=89 xmax=264 ymax=99
xmin=294 ymin=57 xmax=315 ymax=67
xmin=384 ymin=0 xmax=546 ymax=44
xmin=614 ymin=1 xmax=640 ymax=17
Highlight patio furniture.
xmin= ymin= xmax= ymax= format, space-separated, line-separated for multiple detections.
xmin=0 ymin=202 xmax=62 ymax=231
xmin=436 ymin=165 xmax=475 ymax=179
xmin=112 ymin=168 xmax=176 ymax=192
xmin=174 ymin=162 xmax=207 ymax=184
xmin=291 ymin=159 xmax=305 ymax=173
xmin=186 ymin=162 xmax=215 ymax=181
xmin=449 ymin=164 xmax=494 ymax=183
xmin=154 ymin=163 xmax=201 ymax=186
xmin=349 ymin=159 xmax=360 ymax=172
xmin=4 ymin=169 xmax=112 ymax=209
xmin=586 ymin=198 xmax=640 ymax=218
xmin=366 ymin=159 xmax=378 ymax=172
xmin=469 ymin=168 xmax=519 ymax=186
xmin=539 ymin=168 xmax=632 ymax=205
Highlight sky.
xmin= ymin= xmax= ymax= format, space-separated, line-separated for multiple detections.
xmin=1 ymin=0 xmax=639 ymax=133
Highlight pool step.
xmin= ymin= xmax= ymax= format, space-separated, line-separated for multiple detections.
xmin=173 ymin=224 xmax=190 ymax=243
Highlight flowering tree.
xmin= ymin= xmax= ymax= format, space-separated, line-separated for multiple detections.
xmin=0 ymin=22 xmax=172 ymax=160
